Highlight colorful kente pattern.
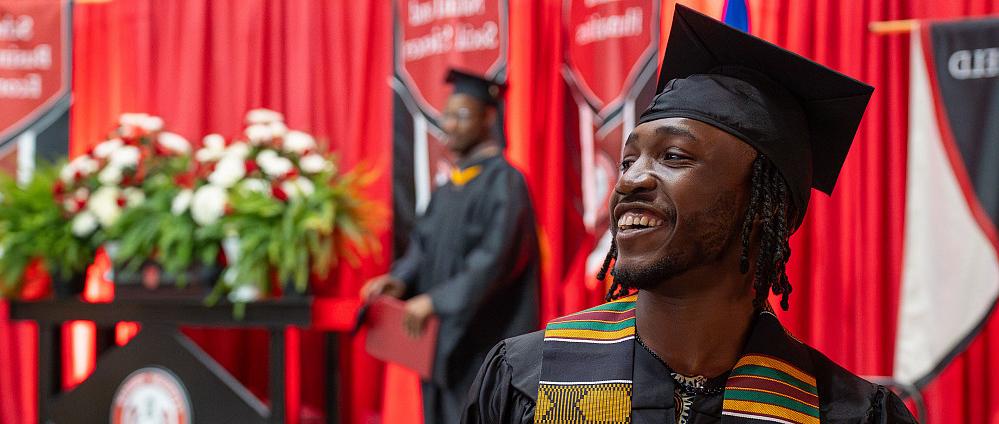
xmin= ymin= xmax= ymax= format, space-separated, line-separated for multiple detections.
xmin=535 ymin=383 xmax=633 ymax=423
xmin=543 ymin=295 xmax=637 ymax=343
xmin=722 ymin=354 xmax=820 ymax=424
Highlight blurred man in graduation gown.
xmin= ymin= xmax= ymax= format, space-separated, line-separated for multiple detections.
xmin=361 ymin=69 xmax=539 ymax=424
xmin=463 ymin=6 xmax=917 ymax=424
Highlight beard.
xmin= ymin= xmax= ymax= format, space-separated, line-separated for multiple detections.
xmin=611 ymin=190 xmax=743 ymax=292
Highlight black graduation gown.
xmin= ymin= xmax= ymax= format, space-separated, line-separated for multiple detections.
xmin=463 ymin=323 xmax=919 ymax=424
xmin=391 ymin=153 xmax=540 ymax=390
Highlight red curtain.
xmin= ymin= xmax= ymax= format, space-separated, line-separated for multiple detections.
xmin=3 ymin=1 xmax=999 ymax=423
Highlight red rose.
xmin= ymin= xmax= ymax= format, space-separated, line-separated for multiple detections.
xmin=271 ymin=185 xmax=289 ymax=202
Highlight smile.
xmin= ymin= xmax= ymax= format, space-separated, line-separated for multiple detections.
xmin=616 ymin=210 xmax=666 ymax=231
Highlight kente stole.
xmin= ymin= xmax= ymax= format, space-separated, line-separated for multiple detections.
xmin=535 ymin=295 xmax=821 ymax=424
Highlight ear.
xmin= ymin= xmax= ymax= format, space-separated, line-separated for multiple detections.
xmin=483 ymin=107 xmax=497 ymax=128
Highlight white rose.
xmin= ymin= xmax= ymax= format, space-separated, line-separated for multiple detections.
xmin=281 ymin=177 xmax=315 ymax=199
xmin=123 ymin=187 xmax=145 ymax=207
xmin=93 ymin=138 xmax=124 ymax=159
xmin=97 ymin=165 xmax=123 ymax=186
xmin=78 ymin=157 xmax=100 ymax=175
xmin=59 ymin=163 xmax=77 ymax=183
xmin=63 ymin=197 xmax=81 ymax=213
xmin=227 ymin=284 xmax=262 ymax=302
xmin=118 ymin=113 xmax=150 ymax=128
xmin=203 ymin=133 xmax=226 ymax=151
xmin=257 ymin=149 xmax=278 ymax=161
xmin=268 ymin=121 xmax=288 ymax=138
xmin=299 ymin=154 xmax=332 ymax=174
xmin=240 ymin=178 xmax=270 ymax=194
xmin=224 ymin=142 xmax=250 ymax=160
xmin=157 ymin=131 xmax=191 ymax=154
xmin=245 ymin=108 xmax=284 ymax=125
xmin=245 ymin=124 xmax=273 ymax=145
xmin=60 ymin=156 xmax=99 ymax=183
xmin=191 ymin=184 xmax=227 ymax=226
xmin=196 ymin=147 xmax=225 ymax=163
xmin=208 ymin=155 xmax=246 ymax=188
xmin=258 ymin=155 xmax=293 ymax=178
xmin=87 ymin=186 xmax=122 ymax=228
xmin=281 ymin=130 xmax=316 ymax=155
xmin=171 ymin=189 xmax=193 ymax=215
xmin=74 ymin=187 xmax=90 ymax=200
xmin=140 ymin=115 xmax=164 ymax=133
xmin=71 ymin=211 xmax=99 ymax=238
xmin=109 ymin=145 xmax=141 ymax=168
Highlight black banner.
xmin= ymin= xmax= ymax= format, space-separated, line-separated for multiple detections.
xmin=928 ymin=17 xmax=999 ymax=230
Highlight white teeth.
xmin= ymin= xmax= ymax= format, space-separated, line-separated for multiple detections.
xmin=617 ymin=211 xmax=666 ymax=229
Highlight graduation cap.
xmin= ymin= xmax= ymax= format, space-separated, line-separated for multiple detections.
xmin=638 ymin=5 xmax=873 ymax=228
xmin=445 ymin=68 xmax=505 ymax=107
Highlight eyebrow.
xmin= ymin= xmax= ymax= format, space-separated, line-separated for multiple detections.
xmin=655 ymin=125 xmax=698 ymax=142
xmin=624 ymin=123 xmax=699 ymax=147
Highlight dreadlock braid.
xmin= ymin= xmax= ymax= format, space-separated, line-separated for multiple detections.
xmin=598 ymin=154 xmax=796 ymax=309
xmin=599 ymin=239 xmax=629 ymax=301
xmin=743 ymin=155 xmax=794 ymax=310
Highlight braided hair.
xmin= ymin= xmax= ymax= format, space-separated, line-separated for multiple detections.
xmin=599 ymin=155 xmax=795 ymax=310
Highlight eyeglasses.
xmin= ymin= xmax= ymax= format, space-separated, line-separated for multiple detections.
xmin=442 ymin=108 xmax=476 ymax=122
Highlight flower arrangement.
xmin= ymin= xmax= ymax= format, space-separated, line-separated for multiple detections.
xmin=0 ymin=109 xmax=380 ymax=307
xmin=185 ymin=109 xmax=381 ymax=305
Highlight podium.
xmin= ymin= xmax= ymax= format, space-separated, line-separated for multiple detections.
xmin=9 ymin=297 xmax=345 ymax=424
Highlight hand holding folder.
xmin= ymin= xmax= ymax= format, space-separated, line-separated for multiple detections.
xmin=361 ymin=296 xmax=439 ymax=380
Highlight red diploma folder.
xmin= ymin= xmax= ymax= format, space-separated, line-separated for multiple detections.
xmin=363 ymin=296 xmax=438 ymax=380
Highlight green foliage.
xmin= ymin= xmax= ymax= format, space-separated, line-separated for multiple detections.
xmin=0 ymin=164 xmax=97 ymax=297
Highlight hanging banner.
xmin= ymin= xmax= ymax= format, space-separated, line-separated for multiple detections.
xmin=0 ymin=0 xmax=71 ymax=178
xmin=562 ymin=0 xmax=659 ymax=288
xmin=391 ymin=0 xmax=508 ymax=256
xmin=895 ymin=16 xmax=999 ymax=388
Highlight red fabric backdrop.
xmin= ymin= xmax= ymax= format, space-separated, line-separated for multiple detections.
xmin=2 ymin=0 xmax=998 ymax=423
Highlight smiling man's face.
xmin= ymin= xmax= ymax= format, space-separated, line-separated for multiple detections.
xmin=610 ymin=117 xmax=758 ymax=291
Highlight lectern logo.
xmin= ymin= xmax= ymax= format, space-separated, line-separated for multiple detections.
xmin=111 ymin=367 xmax=192 ymax=424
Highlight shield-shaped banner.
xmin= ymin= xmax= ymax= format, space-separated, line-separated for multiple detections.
xmin=391 ymin=0 xmax=509 ymax=258
xmin=0 ymin=0 xmax=71 ymax=176
xmin=563 ymin=0 xmax=659 ymax=236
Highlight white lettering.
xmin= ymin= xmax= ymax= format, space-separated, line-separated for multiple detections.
xmin=583 ymin=0 xmax=622 ymax=7
xmin=408 ymin=0 xmax=486 ymax=26
xmin=0 ymin=45 xmax=52 ymax=70
xmin=948 ymin=47 xmax=999 ymax=80
xmin=574 ymin=7 xmax=643 ymax=45
xmin=454 ymin=21 xmax=498 ymax=52
xmin=404 ymin=25 xmax=454 ymax=61
xmin=0 ymin=14 xmax=34 ymax=41
xmin=0 ymin=73 xmax=42 ymax=99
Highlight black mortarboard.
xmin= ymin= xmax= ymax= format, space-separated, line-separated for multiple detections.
xmin=445 ymin=68 xmax=505 ymax=107
xmin=638 ymin=5 xmax=873 ymax=228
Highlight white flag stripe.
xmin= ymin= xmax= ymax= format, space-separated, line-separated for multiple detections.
xmin=894 ymin=32 xmax=999 ymax=385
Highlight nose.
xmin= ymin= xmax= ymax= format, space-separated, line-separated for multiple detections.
xmin=616 ymin=157 xmax=656 ymax=194
xmin=442 ymin=117 xmax=458 ymax=134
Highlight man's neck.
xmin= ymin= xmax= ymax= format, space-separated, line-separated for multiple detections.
xmin=635 ymin=263 xmax=756 ymax=379
xmin=456 ymin=140 xmax=500 ymax=165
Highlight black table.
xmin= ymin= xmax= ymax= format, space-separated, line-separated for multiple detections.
xmin=9 ymin=297 xmax=340 ymax=424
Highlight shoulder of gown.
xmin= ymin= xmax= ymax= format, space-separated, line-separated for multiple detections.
xmin=461 ymin=330 xmax=543 ymax=424
xmin=806 ymin=346 xmax=919 ymax=423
